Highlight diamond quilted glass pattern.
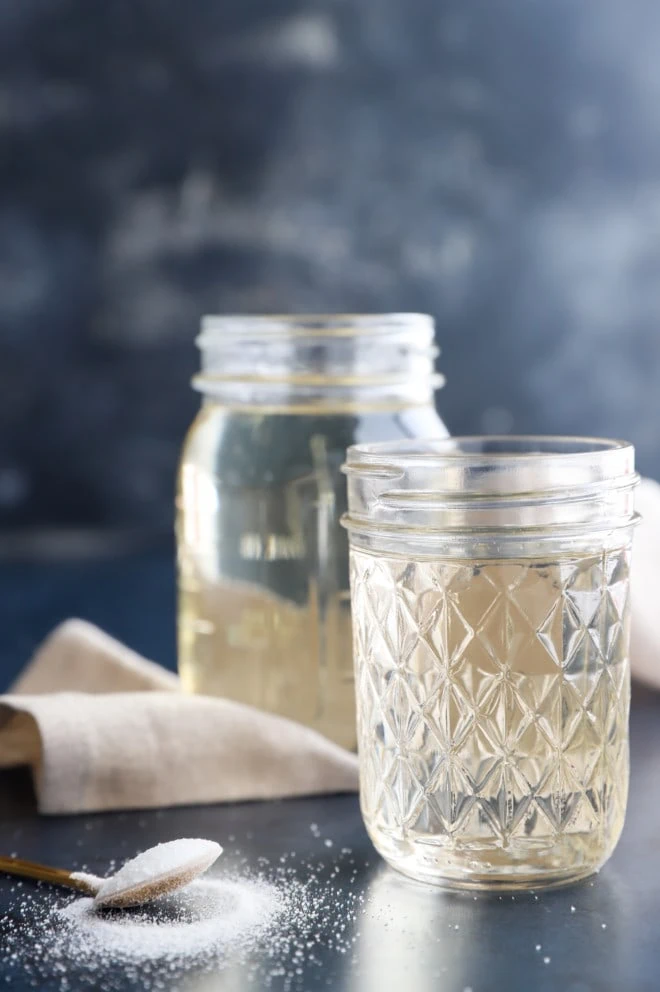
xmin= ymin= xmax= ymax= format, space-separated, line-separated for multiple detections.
xmin=351 ymin=546 xmax=632 ymax=885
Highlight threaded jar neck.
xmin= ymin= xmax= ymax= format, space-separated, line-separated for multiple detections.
xmin=342 ymin=436 xmax=640 ymax=557
xmin=193 ymin=314 xmax=443 ymax=410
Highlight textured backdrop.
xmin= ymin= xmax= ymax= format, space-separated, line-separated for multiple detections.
xmin=2 ymin=0 xmax=660 ymax=531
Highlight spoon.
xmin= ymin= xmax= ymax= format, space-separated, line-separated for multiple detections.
xmin=0 ymin=838 xmax=222 ymax=909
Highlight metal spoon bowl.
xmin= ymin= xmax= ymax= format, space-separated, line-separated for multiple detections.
xmin=0 ymin=838 xmax=223 ymax=909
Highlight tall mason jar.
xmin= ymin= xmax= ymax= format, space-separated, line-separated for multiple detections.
xmin=177 ymin=315 xmax=448 ymax=750
xmin=342 ymin=437 xmax=639 ymax=888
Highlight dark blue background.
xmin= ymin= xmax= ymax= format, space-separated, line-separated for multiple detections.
xmin=1 ymin=0 xmax=660 ymax=533
xmin=0 ymin=550 xmax=177 ymax=690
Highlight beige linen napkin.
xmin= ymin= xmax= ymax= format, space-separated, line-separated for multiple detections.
xmin=0 ymin=620 xmax=359 ymax=815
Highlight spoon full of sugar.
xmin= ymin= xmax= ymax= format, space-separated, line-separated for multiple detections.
xmin=0 ymin=838 xmax=223 ymax=909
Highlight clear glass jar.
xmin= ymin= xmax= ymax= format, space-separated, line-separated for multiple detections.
xmin=342 ymin=437 xmax=639 ymax=888
xmin=176 ymin=315 xmax=448 ymax=749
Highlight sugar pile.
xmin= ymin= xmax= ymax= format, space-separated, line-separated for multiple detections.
xmin=57 ymin=876 xmax=280 ymax=963
xmin=1 ymin=853 xmax=365 ymax=991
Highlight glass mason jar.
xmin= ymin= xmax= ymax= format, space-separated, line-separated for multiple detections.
xmin=176 ymin=315 xmax=448 ymax=750
xmin=342 ymin=437 xmax=639 ymax=888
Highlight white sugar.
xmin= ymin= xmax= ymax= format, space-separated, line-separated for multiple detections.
xmin=58 ymin=876 xmax=279 ymax=963
xmin=93 ymin=838 xmax=221 ymax=904
xmin=1 ymin=852 xmax=365 ymax=990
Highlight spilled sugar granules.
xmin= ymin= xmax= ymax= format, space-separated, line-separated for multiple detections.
xmin=57 ymin=876 xmax=281 ymax=964
xmin=1 ymin=854 xmax=365 ymax=991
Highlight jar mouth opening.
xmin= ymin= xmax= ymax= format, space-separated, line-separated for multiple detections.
xmin=342 ymin=435 xmax=637 ymax=491
xmin=199 ymin=313 xmax=434 ymax=340
xmin=345 ymin=435 xmax=632 ymax=463
xmin=342 ymin=435 xmax=639 ymax=543
xmin=195 ymin=313 xmax=442 ymax=405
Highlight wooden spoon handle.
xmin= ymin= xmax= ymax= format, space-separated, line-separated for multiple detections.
xmin=0 ymin=856 xmax=97 ymax=894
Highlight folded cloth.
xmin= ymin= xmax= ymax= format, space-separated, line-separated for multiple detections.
xmin=0 ymin=620 xmax=359 ymax=815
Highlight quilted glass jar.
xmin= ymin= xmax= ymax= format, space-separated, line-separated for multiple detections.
xmin=342 ymin=437 xmax=639 ymax=889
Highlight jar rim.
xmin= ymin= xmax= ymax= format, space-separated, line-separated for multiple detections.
xmin=194 ymin=313 xmax=442 ymax=407
xmin=342 ymin=435 xmax=639 ymax=546
xmin=199 ymin=313 xmax=434 ymax=340
xmin=344 ymin=435 xmax=632 ymax=463
xmin=343 ymin=435 xmax=637 ymax=495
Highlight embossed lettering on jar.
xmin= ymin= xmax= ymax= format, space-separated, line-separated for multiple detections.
xmin=342 ymin=437 xmax=639 ymax=888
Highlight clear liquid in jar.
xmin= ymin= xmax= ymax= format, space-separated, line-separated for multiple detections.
xmin=350 ymin=547 xmax=631 ymax=887
xmin=177 ymin=402 xmax=446 ymax=750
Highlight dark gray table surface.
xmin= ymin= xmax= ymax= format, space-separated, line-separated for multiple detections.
xmin=1 ymin=550 xmax=659 ymax=991
xmin=0 ymin=700 xmax=658 ymax=991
